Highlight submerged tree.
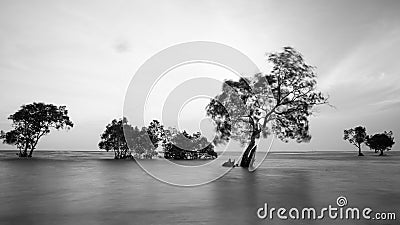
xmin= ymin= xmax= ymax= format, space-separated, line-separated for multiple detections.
xmin=206 ymin=47 xmax=328 ymax=168
xmin=1 ymin=102 xmax=73 ymax=157
xmin=366 ymin=131 xmax=395 ymax=156
xmin=163 ymin=129 xmax=216 ymax=160
xmin=343 ymin=126 xmax=367 ymax=156
xmin=117 ymin=119 xmax=164 ymax=159
xmin=99 ymin=118 xmax=133 ymax=159
xmin=128 ymin=126 xmax=157 ymax=159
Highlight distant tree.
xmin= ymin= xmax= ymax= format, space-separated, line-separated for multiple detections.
xmin=343 ymin=126 xmax=367 ymax=156
xmin=163 ymin=129 xmax=217 ymax=160
xmin=146 ymin=120 xmax=165 ymax=148
xmin=0 ymin=102 xmax=73 ymax=157
xmin=366 ymin=131 xmax=395 ymax=156
xmin=206 ymin=47 xmax=328 ymax=168
xmin=121 ymin=120 xmax=164 ymax=159
xmin=0 ymin=131 xmax=4 ymax=142
xmin=129 ymin=126 xmax=157 ymax=159
xmin=99 ymin=118 xmax=132 ymax=159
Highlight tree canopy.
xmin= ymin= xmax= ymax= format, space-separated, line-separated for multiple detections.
xmin=99 ymin=118 xmax=132 ymax=159
xmin=99 ymin=118 xmax=162 ymax=159
xmin=146 ymin=120 xmax=165 ymax=149
xmin=206 ymin=46 xmax=328 ymax=167
xmin=1 ymin=102 xmax=73 ymax=157
xmin=126 ymin=125 xmax=157 ymax=159
xmin=162 ymin=129 xmax=216 ymax=160
xmin=366 ymin=131 xmax=395 ymax=156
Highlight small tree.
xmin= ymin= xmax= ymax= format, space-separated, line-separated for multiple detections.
xmin=163 ymin=129 xmax=216 ymax=160
xmin=343 ymin=126 xmax=367 ymax=156
xmin=1 ymin=102 xmax=73 ymax=157
xmin=366 ymin=131 xmax=395 ymax=156
xmin=206 ymin=47 xmax=328 ymax=167
xmin=121 ymin=120 xmax=164 ymax=159
xmin=99 ymin=118 xmax=132 ymax=159
xmin=130 ymin=126 xmax=156 ymax=159
xmin=146 ymin=120 xmax=165 ymax=149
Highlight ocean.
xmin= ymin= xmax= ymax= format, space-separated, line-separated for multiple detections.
xmin=1 ymin=150 xmax=399 ymax=225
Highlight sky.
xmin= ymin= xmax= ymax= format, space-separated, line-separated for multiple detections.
xmin=0 ymin=0 xmax=399 ymax=151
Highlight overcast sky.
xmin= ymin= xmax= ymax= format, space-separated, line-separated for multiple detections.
xmin=1 ymin=0 xmax=399 ymax=151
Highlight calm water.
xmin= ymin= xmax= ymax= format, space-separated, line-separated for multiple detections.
xmin=1 ymin=150 xmax=399 ymax=225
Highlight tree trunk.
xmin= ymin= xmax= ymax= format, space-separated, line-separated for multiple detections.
xmin=28 ymin=147 xmax=34 ymax=157
xmin=240 ymin=134 xmax=257 ymax=168
xmin=20 ymin=145 xmax=28 ymax=157
xmin=358 ymin=145 xmax=364 ymax=156
xmin=379 ymin=150 xmax=384 ymax=156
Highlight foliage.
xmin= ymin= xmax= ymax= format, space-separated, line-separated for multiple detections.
xmin=1 ymin=102 xmax=73 ymax=157
xmin=206 ymin=46 xmax=328 ymax=167
xmin=163 ymin=129 xmax=216 ymax=160
xmin=126 ymin=125 xmax=157 ymax=159
xmin=99 ymin=118 xmax=132 ymax=159
xmin=99 ymin=118 xmax=163 ymax=159
xmin=1 ymin=129 xmax=25 ymax=151
xmin=343 ymin=126 xmax=367 ymax=156
xmin=366 ymin=131 xmax=395 ymax=156
xmin=146 ymin=120 xmax=165 ymax=148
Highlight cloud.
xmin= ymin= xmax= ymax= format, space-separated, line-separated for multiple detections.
xmin=371 ymin=98 xmax=400 ymax=111
xmin=318 ymin=28 xmax=400 ymax=92
xmin=114 ymin=40 xmax=131 ymax=53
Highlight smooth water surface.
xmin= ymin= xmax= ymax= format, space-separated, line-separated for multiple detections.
xmin=1 ymin=150 xmax=399 ymax=225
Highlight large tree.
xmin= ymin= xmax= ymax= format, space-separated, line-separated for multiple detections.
xmin=365 ymin=131 xmax=395 ymax=156
xmin=1 ymin=102 xmax=73 ymax=157
xmin=206 ymin=47 xmax=328 ymax=168
xmin=343 ymin=126 xmax=367 ymax=156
